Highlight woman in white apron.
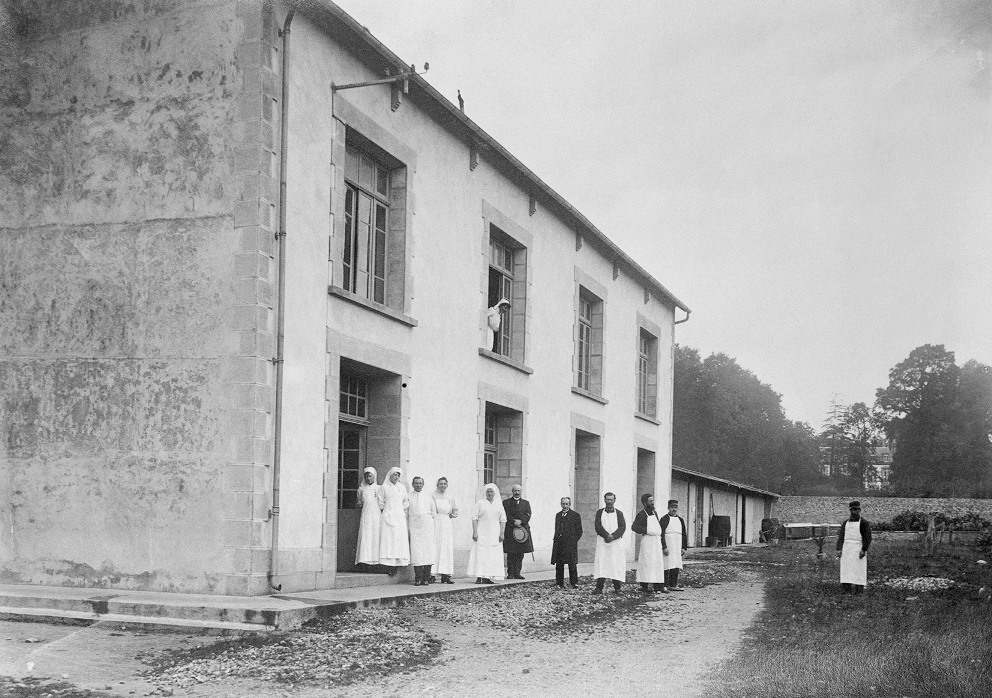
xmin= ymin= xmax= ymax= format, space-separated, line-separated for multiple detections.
xmin=378 ymin=466 xmax=410 ymax=573
xmin=836 ymin=500 xmax=871 ymax=594
xmin=355 ymin=467 xmax=383 ymax=566
xmin=432 ymin=477 xmax=458 ymax=584
xmin=466 ymin=483 xmax=506 ymax=583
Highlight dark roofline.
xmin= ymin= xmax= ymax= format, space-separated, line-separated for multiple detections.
xmin=293 ymin=0 xmax=690 ymax=314
xmin=672 ymin=466 xmax=780 ymax=499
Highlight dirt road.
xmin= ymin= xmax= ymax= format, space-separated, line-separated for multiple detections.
xmin=0 ymin=569 xmax=764 ymax=697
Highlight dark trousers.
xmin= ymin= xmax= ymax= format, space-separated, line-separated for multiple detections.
xmin=640 ymin=582 xmax=666 ymax=591
xmin=506 ymin=552 xmax=524 ymax=577
xmin=595 ymin=577 xmax=622 ymax=591
xmin=664 ymin=568 xmax=680 ymax=588
xmin=555 ymin=562 xmax=578 ymax=587
xmin=841 ymin=583 xmax=864 ymax=595
xmin=414 ymin=565 xmax=431 ymax=583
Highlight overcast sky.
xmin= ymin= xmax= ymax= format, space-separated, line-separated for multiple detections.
xmin=333 ymin=0 xmax=992 ymax=427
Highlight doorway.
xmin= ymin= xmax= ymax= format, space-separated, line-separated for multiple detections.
xmin=574 ymin=430 xmax=601 ymax=562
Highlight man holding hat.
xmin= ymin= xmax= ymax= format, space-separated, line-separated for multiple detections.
xmin=661 ymin=499 xmax=688 ymax=590
xmin=503 ymin=484 xmax=533 ymax=579
xmin=836 ymin=501 xmax=871 ymax=595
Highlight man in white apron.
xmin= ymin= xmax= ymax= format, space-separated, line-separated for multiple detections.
xmin=592 ymin=492 xmax=627 ymax=594
xmin=835 ymin=500 xmax=871 ymax=595
xmin=408 ymin=476 xmax=437 ymax=586
xmin=661 ymin=499 xmax=688 ymax=591
xmin=631 ymin=493 xmax=669 ymax=594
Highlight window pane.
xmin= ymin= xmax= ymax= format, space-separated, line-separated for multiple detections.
xmin=359 ymin=153 xmax=373 ymax=190
xmin=345 ymin=146 xmax=359 ymax=183
xmin=376 ymin=166 xmax=389 ymax=197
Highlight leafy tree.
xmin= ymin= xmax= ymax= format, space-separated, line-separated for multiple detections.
xmin=875 ymin=345 xmax=962 ymax=496
xmin=953 ymin=360 xmax=992 ymax=496
xmin=673 ymin=345 xmax=820 ymax=493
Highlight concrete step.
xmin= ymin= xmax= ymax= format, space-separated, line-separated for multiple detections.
xmin=332 ymin=572 xmax=400 ymax=589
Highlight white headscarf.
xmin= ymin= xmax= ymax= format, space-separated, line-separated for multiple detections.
xmin=362 ymin=466 xmax=378 ymax=483
xmin=478 ymin=483 xmax=501 ymax=509
xmin=386 ymin=466 xmax=403 ymax=485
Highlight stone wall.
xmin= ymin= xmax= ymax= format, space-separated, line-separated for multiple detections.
xmin=0 ymin=0 xmax=276 ymax=594
xmin=772 ymin=496 xmax=992 ymax=524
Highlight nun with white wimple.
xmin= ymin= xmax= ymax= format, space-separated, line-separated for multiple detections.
xmin=378 ymin=466 xmax=410 ymax=573
xmin=355 ymin=466 xmax=384 ymax=567
xmin=466 ymin=483 xmax=506 ymax=584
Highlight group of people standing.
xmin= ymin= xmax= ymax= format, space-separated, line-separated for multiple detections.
xmin=551 ymin=492 xmax=689 ymax=594
xmin=355 ymin=470 xmax=691 ymax=592
xmin=355 ymin=467 xmax=459 ymax=585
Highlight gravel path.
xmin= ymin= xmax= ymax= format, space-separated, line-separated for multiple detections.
xmin=173 ymin=571 xmax=765 ymax=698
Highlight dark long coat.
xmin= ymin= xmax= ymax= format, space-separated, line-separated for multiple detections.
xmin=550 ymin=509 xmax=583 ymax=565
xmin=502 ymin=496 xmax=534 ymax=554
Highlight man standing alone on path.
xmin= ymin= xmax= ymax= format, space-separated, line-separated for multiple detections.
xmin=503 ymin=484 xmax=533 ymax=579
xmin=661 ymin=499 xmax=688 ymax=590
xmin=551 ymin=496 xmax=583 ymax=588
xmin=592 ymin=492 xmax=626 ymax=594
xmin=836 ymin=500 xmax=871 ymax=595
xmin=632 ymin=493 xmax=668 ymax=594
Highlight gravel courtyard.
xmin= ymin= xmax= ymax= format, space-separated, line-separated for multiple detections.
xmin=0 ymin=561 xmax=763 ymax=697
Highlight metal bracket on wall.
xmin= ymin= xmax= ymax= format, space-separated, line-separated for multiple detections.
xmin=331 ymin=63 xmax=429 ymax=112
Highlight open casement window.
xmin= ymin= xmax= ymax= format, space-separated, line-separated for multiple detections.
xmin=574 ymin=288 xmax=604 ymax=395
xmin=636 ymin=328 xmax=658 ymax=418
xmin=343 ymin=145 xmax=390 ymax=305
xmin=488 ymin=237 xmax=513 ymax=356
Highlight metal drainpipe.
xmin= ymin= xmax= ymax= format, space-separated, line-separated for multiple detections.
xmin=268 ymin=7 xmax=295 ymax=593
xmin=674 ymin=309 xmax=691 ymax=325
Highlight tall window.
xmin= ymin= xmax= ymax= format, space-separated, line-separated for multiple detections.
xmin=343 ymin=145 xmax=390 ymax=304
xmin=483 ymin=412 xmax=497 ymax=485
xmin=577 ymin=296 xmax=593 ymax=391
xmin=574 ymin=288 xmax=603 ymax=396
xmin=636 ymin=328 xmax=658 ymax=418
xmin=488 ymin=238 xmax=514 ymax=356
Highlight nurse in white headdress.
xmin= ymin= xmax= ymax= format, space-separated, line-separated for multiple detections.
xmin=355 ymin=466 xmax=383 ymax=566
xmin=379 ymin=466 xmax=410 ymax=572
xmin=466 ymin=483 xmax=506 ymax=583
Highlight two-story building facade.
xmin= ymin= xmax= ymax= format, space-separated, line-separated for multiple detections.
xmin=0 ymin=0 xmax=688 ymax=596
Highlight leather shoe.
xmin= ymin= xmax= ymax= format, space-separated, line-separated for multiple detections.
xmin=591 ymin=588 xmax=603 ymax=595
xmin=570 ymin=584 xmax=579 ymax=589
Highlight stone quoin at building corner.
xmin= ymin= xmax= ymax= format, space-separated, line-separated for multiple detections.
xmin=0 ymin=0 xmax=689 ymax=596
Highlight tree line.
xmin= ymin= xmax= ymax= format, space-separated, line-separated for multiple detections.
xmin=673 ymin=343 xmax=992 ymax=497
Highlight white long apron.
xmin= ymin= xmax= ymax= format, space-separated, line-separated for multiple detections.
xmin=408 ymin=491 xmax=437 ymax=566
xmin=840 ymin=519 xmax=868 ymax=585
xmin=355 ymin=484 xmax=382 ymax=565
xmin=433 ymin=496 xmax=456 ymax=575
xmin=466 ymin=499 xmax=506 ymax=580
xmin=378 ymin=481 xmax=410 ymax=567
xmin=636 ymin=513 xmax=666 ymax=584
xmin=664 ymin=517 xmax=685 ymax=571
xmin=593 ymin=510 xmax=627 ymax=581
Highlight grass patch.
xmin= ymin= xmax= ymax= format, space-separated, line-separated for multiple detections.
xmin=709 ymin=539 xmax=992 ymax=698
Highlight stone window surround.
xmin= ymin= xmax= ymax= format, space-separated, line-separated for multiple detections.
xmin=477 ymin=382 xmax=529 ymax=497
xmin=330 ymin=96 xmax=417 ymax=318
xmin=573 ymin=267 xmax=607 ymax=401
xmin=481 ymin=201 xmax=532 ymax=370
xmin=635 ymin=312 xmax=661 ymax=422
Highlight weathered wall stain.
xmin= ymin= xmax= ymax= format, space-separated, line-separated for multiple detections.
xmin=0 ymin=0 xmax=236 ymax=228
xmin=0 ymin=0 xmax=248 ymax=593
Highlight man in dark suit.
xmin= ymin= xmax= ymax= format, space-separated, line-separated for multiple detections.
xmin=551 ymin=496 xmax=583 ymax=588
xmin=502 ymin=483 xmax=533 ymax=579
